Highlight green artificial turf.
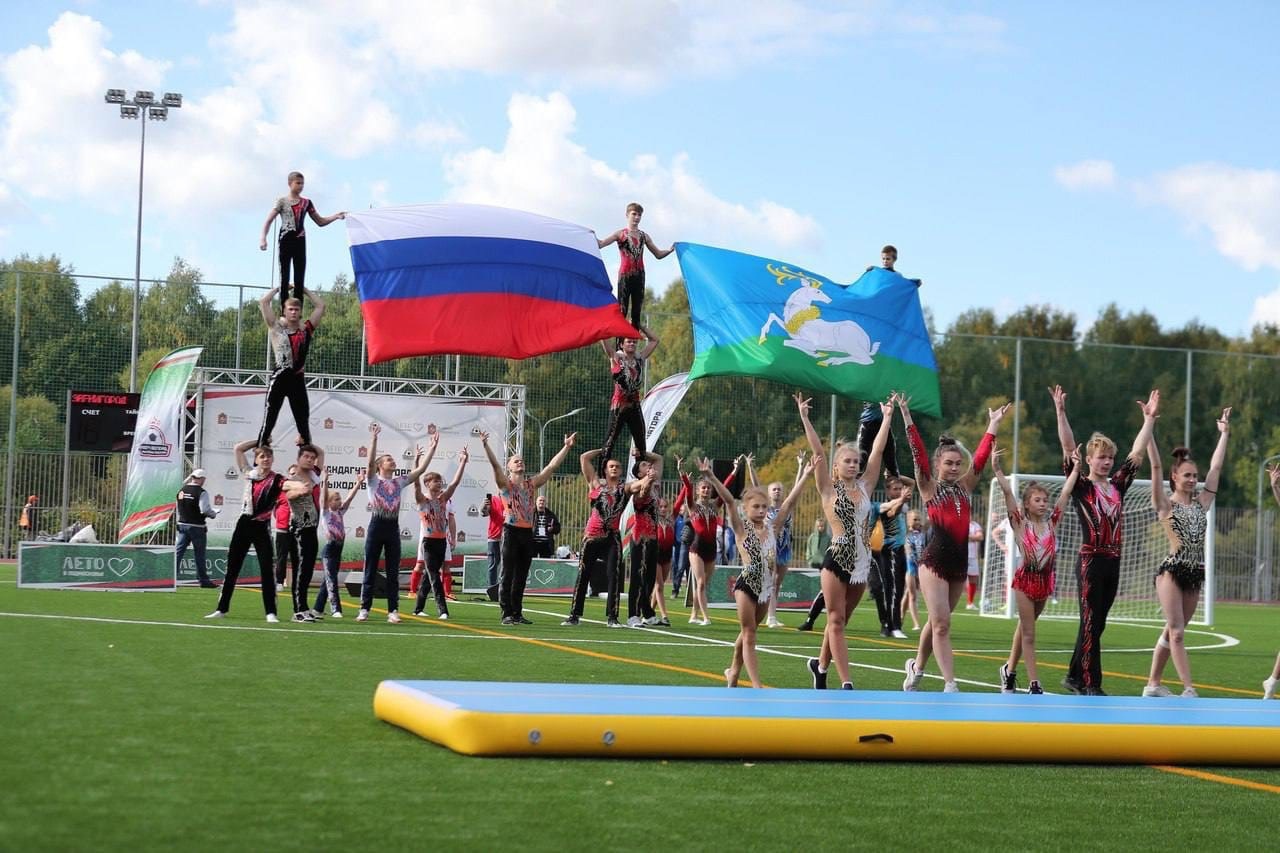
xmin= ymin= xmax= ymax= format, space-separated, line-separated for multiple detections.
xmin=1 ymin=563 xmax=1276 ymax=852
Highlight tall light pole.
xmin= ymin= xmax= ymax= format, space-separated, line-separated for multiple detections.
xmin=104 ymin=89 xmax=182 ymax=392
xmin=525 ymin=407 xmax=584 ymax=472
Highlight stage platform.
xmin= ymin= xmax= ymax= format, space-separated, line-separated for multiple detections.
xmin=374 ymin=680 xmax=1280 ymax=764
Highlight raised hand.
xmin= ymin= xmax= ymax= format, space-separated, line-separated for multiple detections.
xmin=1068 ymin=444 xmax=1082 ymax=468
xmin=801 ymin=460 xmax=815 ymax=479
xmin=479 ymin=431 xmax=490 ymax=444
xmin=459 ymin=446 xmax=470 ymax=463
xmin=879 ymin=394 xmax=896 ymax=418
xmin=563 ymin=432 xmax=577 ymax=448
xmin=696 ymin=457 xmax=713 ymax=474
xmin=355 ymin=470 xmax=367 ymax=485
xmin=427 ymin=423 xmax=438 ymax=437
xmin=1217 ymin=407 xmax=1232 ymax=433
xmin=1049 ymin=384 xmax=1067 ymax=409
xmin=1269 ymin=464 xmax=1280 ymax=489
xmin=896 ymin=394 xmax=912 ymax=414
xmin=414 ymin=444 xmax=425 ymax=459
xmin=1138 ymin=389 xmax=1161 ymax=419
xmin=369 ymin=422 xmax=381 ymax=437
xmin=744 ymin=453 xmax=755 ymax=467
xmin=794 ymin=392 xmax=812 ymax=418
xmin=796 ymin=452 xmax=806 ymax=468
xmin=674 ymin=455 xmax=685 ymax=472
xmin=988 ymin=402 xmax=1013 ymax=424
xmin=990 ymin=446 xmax=1005 ymax=473
xmin=428 ymin=431 xmax=440 ymax=449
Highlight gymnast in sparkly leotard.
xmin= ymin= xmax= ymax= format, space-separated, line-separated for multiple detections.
xmin=797 ymin=392 xmax=896 ymax=691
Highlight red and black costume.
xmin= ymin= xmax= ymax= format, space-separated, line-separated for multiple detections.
xmin=569 ymin=481 xmax=631 ymax=622
xmin=215 ymin=467 xmax=287 ymax=616
xmin=258 ymin=320 xmax=314 ymax=447
xmin=674 ymin=469 xmax=737 ymax=563
xmin=599 ymin=352 xmax=646 ymax=475
xmin=275 ymin=195 xmax=314 ymax=309
xmin=1065 ymin=454 xmax=1138 ymax=692
xmin=627 ymin=482 xmax=660 ymax=622
xmin=907 ymin=425 xmax=993 ymax=581
xmin=615 ymin=229 xmax=647 ymax=330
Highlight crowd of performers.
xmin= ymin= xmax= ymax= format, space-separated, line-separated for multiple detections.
xmin=180 ymin=177 xmax=1280 ymax=697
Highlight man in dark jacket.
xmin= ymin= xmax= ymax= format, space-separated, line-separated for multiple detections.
xmin=532 ymin=495 xmax=562 ymax=558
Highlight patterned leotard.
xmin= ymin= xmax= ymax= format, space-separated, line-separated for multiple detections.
xmin=735 ymin=523 xmax=777 ymax=602
xmin=823 ymin=479 xmax=872 ymax=584
xmin=1157 ymin=499 xmax=1207 ymax=592
xmin=1009 ymin=507 xmax=1062 ymax=602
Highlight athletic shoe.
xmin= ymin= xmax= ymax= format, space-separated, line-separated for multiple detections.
xmin=796 ymin=620 xmax=814 ymax=632
xmin=643 ymin=616 xmax=662 ymax=627
xmin=291 ymin=612 xmax=310 ymax=623
xmin=387 ymin=612 xmax=401 ymax=624
xmin=1181 ymin=687 xmax=1199 ymax=698
xmin=1142 ymin=684 xmax=1173 ymax=698
xmin=903 ymin=658 xmax=923 ymax=692
xmin=891 ymin=629 xmax=909 ymax=639
xmin=199 ymin=581 xmax=218 ymax=589
xmin=412 ymin=610 xmax=424 ymax=617
xmin=1265 ymin=676 xmax=1278 ymax=700
xmin=627 ymin=616 xmax=642 ymax=628
xmin=561 ymin=616 xmax=580 ymax=627
xmin=1083 ymin=686 xmax=1107 ymax=696
xmin=356 ymin=609 xmax=369 ymax=622
xmin=700 ymin=618 xmax=712 ymax=626
xmin=880 ymin=627 xmax=892 ymax=638
xmin=606 ymin=618 xmax=622 ymax=628
xmin=445 ymin=594 xmax=458 ymax=601
xmin=1059 ymin=677 xmax=1084 ymax=695
xmin=1028 ymin=681 xmax=1044 ymax=695
xmin=999 ymin=663 xmax=1017 ymax=695
xmin=943 ymin=681 xmax=960 ymax=693
xmin=438 ymin=613 xmax=449 ymax=621
xmin=841 ymin=682 xmax=854 ymax=690
xmin=964 ymin=602 xmax=977 ymax=610
xmin=658 ymin=617 xmax=670 ymax=627
xmin=807 ymin=657 xmax=828 ymax=690
xmin=766 ymin=617 xmax=783 ymax=628
xmin=204 ymin=610 xmax=225 ymax=619
xmin=518 ymin=617 xmax=533 ymax=625
xmin=265 ymin=613 xmax=279 ymax=624
xmin=308 ymin=609 xmax=324 ymax=621
xmin=688 ymin=616 xmax=699 ymax=624
xmin=330 ymin=610 xmax=343 ymax=619
xmin=501 ymin=616 xmax=516 ymax=626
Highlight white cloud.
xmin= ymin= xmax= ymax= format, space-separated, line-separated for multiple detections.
xmin=1053 ymin=159 xmax=1116 ymax=191
xmin=443 ymin=91 xmax=821 ymax=265
xmin=1143 ymin=163 xmax=1280 ymax=273
xmin=410 ymin=120 xmax=466 ymax=148
xmin=1249 ymin=287 xmax=1280 ymax=328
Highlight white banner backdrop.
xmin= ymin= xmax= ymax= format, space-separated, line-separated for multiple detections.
xmin=199 ymin=385 xmax=508 ymax=566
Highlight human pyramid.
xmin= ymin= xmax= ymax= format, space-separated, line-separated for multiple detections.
xmin=188 ymin=172 xmax=1280 ymax=700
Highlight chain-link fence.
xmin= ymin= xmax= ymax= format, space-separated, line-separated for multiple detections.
xmin=3 ymin=261 xmax=1280 ymax=602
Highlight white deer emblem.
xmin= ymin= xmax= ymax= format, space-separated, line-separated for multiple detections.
xmin=757 ymin=264 xmax=880 ymax=366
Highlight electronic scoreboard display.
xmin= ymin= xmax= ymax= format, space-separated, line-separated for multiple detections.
xmin=68 ymin=391 xmax=140 ymax=453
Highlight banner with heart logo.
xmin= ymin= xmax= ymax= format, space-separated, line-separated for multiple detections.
xmin=18 ymin=542 xmax=176 ymax=590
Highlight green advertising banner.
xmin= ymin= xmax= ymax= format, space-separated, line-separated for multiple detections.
xmin=19 ymin=543 xmax=176 ymax=590
xmin=119 ymin=346 xmax=203 ymax=543
xmin=176 ymin=547 xmax=262 ymax=585
xmin=462 ymin=556 xmax=822 ymax=608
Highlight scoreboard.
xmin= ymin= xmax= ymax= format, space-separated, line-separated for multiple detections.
xmin=68 ymin=391 xmax=140 ymax=453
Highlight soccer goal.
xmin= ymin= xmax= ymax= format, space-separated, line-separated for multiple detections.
xmin=979 ymin=474 xmax=1214 ymax=626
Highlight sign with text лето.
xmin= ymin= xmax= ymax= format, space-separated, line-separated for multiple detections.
xmin=18 ymin=542 xmax=176 ymax=591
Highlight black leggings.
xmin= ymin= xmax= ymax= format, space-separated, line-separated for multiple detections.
xmin=600 ymin=405 xmax=645 ymax=474
xmin=1068 ymin=552 xmax=1120 ymax=690
xmin=278 ymin=233 xmax=306 ymax=309
xmin=259 ymin=369 xmax=312 ymax=447
xmin=571 ymin=534 xmax=623 ymax=620
xmin=414 ymin=537 xmax=451 ymax=617
xmin=274 ymin=528 xmax=298 ymax=586
xmin=292 ymin=526 xmax=318 ymax=614
xmin=627 ymin=538 xmax=658 ymax=620
xmin=217 ymin=516 xmax=277 ymax=615
xmin=617 ymin=270 xmax=645 ymax=330
xmin=500 ymin=526 xmax=537 ymax=619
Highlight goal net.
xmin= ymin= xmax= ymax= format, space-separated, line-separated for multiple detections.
xmin=979 ymin=473 xmax=1214 ymax=626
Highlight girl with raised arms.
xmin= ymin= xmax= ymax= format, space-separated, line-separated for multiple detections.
xmin=1142 ymin=406 xmax=1231 ymax=697
xmin=797 ymin=392 xmax=895 ymax=691
xmin=991 ymin=444 xmax=1081 ymax=694
xmin=702 ymin=454 xmax=811 ymax=688
xmin=412 ymin=446 xmax=471 ymax=621
xmin=673 ymin=456 xmax=740 ymax=626
xmin=901 ymin=395 xmax=1009 ymax=693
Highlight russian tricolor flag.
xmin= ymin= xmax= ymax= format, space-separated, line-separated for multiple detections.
xmin=346 ymin=203 xmax=640 ymax=363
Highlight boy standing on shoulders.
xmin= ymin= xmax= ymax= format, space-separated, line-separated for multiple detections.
xmin=867 ymin=244 xmax=922 ymax=286
xmin=598 ymin=203 xmax=674 ymax=330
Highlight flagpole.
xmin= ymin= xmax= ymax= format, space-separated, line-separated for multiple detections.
xmin=828 ymin=395 xmax=837 ymax=460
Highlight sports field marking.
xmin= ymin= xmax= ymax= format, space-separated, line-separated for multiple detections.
xmin=1150 ymin=765 xmax=1280 ymax=795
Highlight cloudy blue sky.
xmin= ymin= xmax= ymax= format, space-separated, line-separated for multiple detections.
xmin=2 ymin=1 xmax=1278 ymax=335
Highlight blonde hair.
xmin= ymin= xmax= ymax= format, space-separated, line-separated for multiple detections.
xmin=1021 ymin=481 xmax=1050 ymax=512
xmin=1086 ymin=432 xmax=1117 ymax=459
xmin=740 ymin=486 xmax=769 ymax=507
xmin=283 ymin=297 xmax=303 ymax=309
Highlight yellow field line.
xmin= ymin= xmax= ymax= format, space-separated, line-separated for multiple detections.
xmin=1150 ymin=765 xmax=1280 ymax=795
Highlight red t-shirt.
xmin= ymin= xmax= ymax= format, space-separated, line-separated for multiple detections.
xmin=486 ymin=495 xmax=506 ymax=541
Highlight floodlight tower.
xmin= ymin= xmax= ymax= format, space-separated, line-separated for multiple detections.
xmin=104 ymin=89 xmax=183 ymax=392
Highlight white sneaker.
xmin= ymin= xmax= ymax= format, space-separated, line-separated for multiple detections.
xmin=643 ymin=616 xmax=661 ymax=627
xmin=387 ymin=612 xmax=402 ymax=624
xmin=1142 ymin=684 xmax=1173 ymax=698
xmin=765 ymin=617 xmax=783 ymax=628
xmin=438 ymin=613 xmax=449 ymax=621
xmin=1181 ymin=687 xmax=1199 ymax=698
xmin=626 ymin=616 xmax=642 ymax=628
xmin=291 ymin=612 xmax=310 ymax=623
xmin=943 ymin=681 xmax=960 ymax=693
xmin=265 ymin=613 xmax=279 ymax=624
xmin=308 ymin=609 xmax=324 ymax=620
xmin=204 ymin=610 xmax=225 ymax=620
xmin=330 ymin=610 xmax=343 ymax=619
xmin=891 ymin=629 xmax=908 ymax=639
xmin=356 ymin=609 xmax=369 ymax=622
xmin=903 ymin=658 xmax=922 ymax=692
xmin=965 ymin=603 xmax=977 ymax=611
xmin=1265 ymin=676 xmax=1278 ymax=700
xmin=700 ymin=617 xmax=712 ymax=626
xmin=688 ymin=616 xmax=699 ymax=624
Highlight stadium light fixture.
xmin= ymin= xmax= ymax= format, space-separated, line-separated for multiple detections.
xmin=104 ymin=87 xmax=183 ymax=392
